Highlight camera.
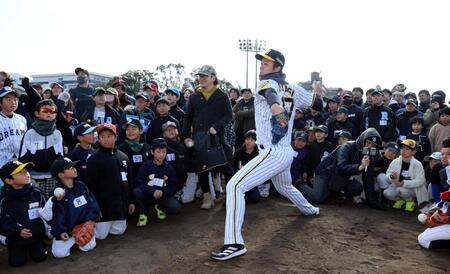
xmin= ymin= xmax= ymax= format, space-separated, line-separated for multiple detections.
xmin=362 ymin=147 xmax=378 ymax=157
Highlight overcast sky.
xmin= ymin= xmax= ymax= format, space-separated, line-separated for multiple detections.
xmin=1 ymin=0 xmax=449 ymax=98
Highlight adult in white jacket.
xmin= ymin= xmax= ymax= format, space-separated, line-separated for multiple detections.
xmin=384 ymin=139 xmax=428 ymax=211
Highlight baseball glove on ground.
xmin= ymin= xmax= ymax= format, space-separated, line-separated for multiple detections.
xmin=72 ymin=221 xmax=95 ymax=246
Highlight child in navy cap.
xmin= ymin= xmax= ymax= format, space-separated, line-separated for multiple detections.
xmin=67 ymin=121 xmax=97 ymax=182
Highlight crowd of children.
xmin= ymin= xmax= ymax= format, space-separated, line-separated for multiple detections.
xmin=0 ymin=68 xmax=450 ymax=266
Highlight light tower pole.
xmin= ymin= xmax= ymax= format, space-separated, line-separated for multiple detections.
xmin=239 ymin=39 xmax=266 ymax=89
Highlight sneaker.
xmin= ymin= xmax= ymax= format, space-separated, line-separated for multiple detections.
xmin=0 ymin=235 xmax=6 ymax=246
xmin=201 ymin=192 xmax=214 ymax=209
xmin=404 ymin=201 xmax=416 ymax=212
xmin=137 ymin=214 xmax=148 ymax=227
xmin=155 ymin=205 xmax=167 ymax=220
xmin=196 ymin=188 xmax=203 ymax=198
xmin=352 ymin=196 xmax=363 ymax=204
xmin=393 ymin=199 xmax=406 ymax=209
xmin=258 ymin=183 xmax=270 ymax=198
xmin=211 ymin=244 xmax=247 ymax=261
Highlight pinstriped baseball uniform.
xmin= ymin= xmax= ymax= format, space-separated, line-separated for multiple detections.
xmin=224 ymin=79 xmax=319 ymax=245
xmin=0 ymin=112 xmax=27 ymax=168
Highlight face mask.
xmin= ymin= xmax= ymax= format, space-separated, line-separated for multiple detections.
xmin=77 ymin=76 xmax=87 ymax=84
xmin=343 ymin=98 xmax=353 ymax=106
xmin=106 ymin=95 xmax=115 ymax=103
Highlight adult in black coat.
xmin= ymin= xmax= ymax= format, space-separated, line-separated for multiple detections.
xmin=182 ymin=65 xmax=234 ymax=209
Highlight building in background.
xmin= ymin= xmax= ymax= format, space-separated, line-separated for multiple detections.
xmin=298 ymin=71 xmax=340 ymax=100
xmin=30 ymin=72 xmax=113 ymax=90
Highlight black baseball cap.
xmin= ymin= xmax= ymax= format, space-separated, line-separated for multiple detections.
xmin=335 ymin=130 xmax=352 ymax=140
xmin=405 ymin=99 xmax=418 ymax=108
xmin=337 ymin=107 xmax=349 ymax=114
xmin=328 ymin=95 xmax=340 ymax=103
xmin=75 ymin=67 xmax=89 ymax=76
xmin=365 ymin=135 xmax=382 ymax=147
xmin=294 ymin=131 xmax=308 ymax=141
xmin=371 ymin=89 xmax=383 ymax=96
xmin=123 ymin=118 xmax=143 ymax=130
xmin=74 ymin=122 xmax=97 ymax=137
xmin=93 ymin=87 xmax=107 ymax=96
xmin=151 ymin=138 xmax=167 ymax=150
xmin=255 ymin=49 xmax=285 ymax=67
xmin=51 ymin=158 xmax=80 ymax=178
xmin=135 ymin=92 xmax=149 ymax=101
xmin=314 ymin=125 xmax=329 ymax=134
xmin=0 ymin=161 xmax=34 ymax=182
xmin=155 ymin=98 xmax=170 ymax=106
xmin=162 ymin=121 xmax=177 ymax=132
xmin=384 ymin=141 xmax=399 ymax=152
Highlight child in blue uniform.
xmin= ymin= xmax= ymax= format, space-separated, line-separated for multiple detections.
xmin=134 ymin=138 xmax=181 ymax=227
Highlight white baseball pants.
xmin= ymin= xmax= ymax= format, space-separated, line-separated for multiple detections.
xmin=224 ymin=146 xmax=318 ymax=245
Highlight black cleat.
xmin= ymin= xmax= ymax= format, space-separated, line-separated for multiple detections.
xmin=211 ymin=244 xmax=247 ymax=261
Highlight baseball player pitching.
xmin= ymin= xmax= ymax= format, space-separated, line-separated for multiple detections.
xmin=211 ymin=49 xmax=323 ymax=261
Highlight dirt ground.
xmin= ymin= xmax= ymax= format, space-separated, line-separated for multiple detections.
xmin=1 ymin=196 xmax=449 ymax=274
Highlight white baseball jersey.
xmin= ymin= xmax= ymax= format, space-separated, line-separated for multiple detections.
xmin=254 ymin=79 xmax=314 ymax=147
xmin=0 ymin=112 xmax=27 ymax=167
xmin=222 ymin=79 xmax=318 ymax=246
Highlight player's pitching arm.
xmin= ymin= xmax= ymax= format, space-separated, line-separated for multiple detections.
xmin=292 ymin=85 xmax=324 ymax=113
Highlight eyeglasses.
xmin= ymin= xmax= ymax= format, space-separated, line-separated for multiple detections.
xmin=40 ymin=106 xmax=57 ymax=114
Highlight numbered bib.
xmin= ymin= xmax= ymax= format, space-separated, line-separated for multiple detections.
xmin=73 ymin=195 xmax=87 ymax=208
xmin=166 ymin=153 xmax=176 ymax=161
xmin=121 ymin=172 xmax=128 ymax=182
xmin=401 ymin=170 xmax=410 ymax=179
xmin=132 ymin=155 xmax=143 ymax=163
xmin=153 ymin=178 xmax=164 ymax=187
xmin=28 ymin=208 xmax=41 ymax=220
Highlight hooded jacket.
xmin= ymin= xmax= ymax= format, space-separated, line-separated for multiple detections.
xmin=337 ymin=128 xmax=381 ymax=179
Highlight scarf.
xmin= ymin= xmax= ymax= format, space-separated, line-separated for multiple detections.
xmin=31 ymin=119 xmax=56 ymax=136
xmin=259 ymin=72 xmax=288 ymax=85
xmin=199 ymin=85 xmax=218 ymax=101
xmin=125 ymin=139 xmax=144 ymax=153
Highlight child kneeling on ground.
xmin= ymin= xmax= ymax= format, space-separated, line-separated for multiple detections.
xmin=134 ymin=138 xmax=181 ymax=227
xmin=384 ymin=139 xmax=428 ymax=211
xmin=0 ymin=161 xmax=48 ymax=267
xmin=49 ymin=158 xmax=100 ymax=258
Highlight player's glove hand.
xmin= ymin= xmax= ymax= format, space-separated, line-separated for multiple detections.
xmin=72 ymin=220 xmax=95 ymax=246
xmin=271 ymin=110 xmax=289 ymax=144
